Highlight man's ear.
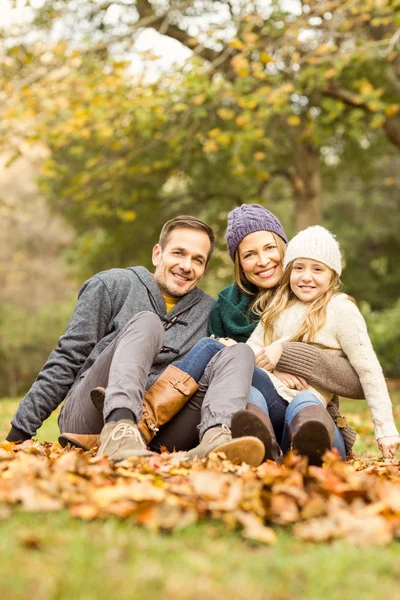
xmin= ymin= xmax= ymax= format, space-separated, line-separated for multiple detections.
xmin=152 ymin=244 xmax=162 ymax=267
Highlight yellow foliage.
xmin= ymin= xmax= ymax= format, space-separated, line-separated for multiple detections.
xmin=231 ymin=54 xmax=250 ymax=77
xmin=287 ymin=115 xmax=301 ymax=126
xmin=117 ymin=210 xmax=136 ymax=223
xmin=259 ymin=52 xmax=273 ymax=64
xmin=324 ymin=69 xmax=337 ymax=80
xmin=235 ymin=114 xmax=251 ymax=127
xmin=209 ymin=128 xmax=221 ymax=138
xmin=385 ymin=104 xmax=399 ymax=117
xmin=243 ymin=32 xmax=258 ymax=44
xmin=253 ymin=151 xmax=266 ymax=160
xmin=203 ymin=140 xmax=218 ymax=153
xmin=217 ymin=108 xmax=235 ymax=120
xmin=193 ymin=94 xmax=207 ymax=106
xmin=230 ymin=39 xmax=244 ymax=50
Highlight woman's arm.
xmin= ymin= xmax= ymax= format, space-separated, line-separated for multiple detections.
xmin=276 ymin=342 xmax=365 ymax=399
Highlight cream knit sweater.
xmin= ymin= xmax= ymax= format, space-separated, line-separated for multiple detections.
xmin=247 ymin=293 xmax=398 ymax=440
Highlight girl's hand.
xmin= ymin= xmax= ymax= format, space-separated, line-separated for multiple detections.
xmin=377 ymin=435 xmax=400 ymax=458
xmin=272 ymin=369 xmax=309 ymax=391
xmin=216 ymin=337 xmax=237 ymax=347
xmin=255 ymin=342 xmax=283 ymax=371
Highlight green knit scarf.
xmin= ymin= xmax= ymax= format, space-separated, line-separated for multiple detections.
xmin=208 ymin=283 xmax=259 ymax=343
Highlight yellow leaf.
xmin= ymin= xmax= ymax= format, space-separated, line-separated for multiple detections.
xmin=193 ymin=94 xmax=207 ymax=106
xmin=287 ymin=115 xmax=301 ymax=126
xmin=217 ymin=108 xmax=235 ymax=120
xmin=209 ymin=128 xmax=221 ymax=138
xmin=385 ymin=104 xmax=399 ymax=117
xmin=235 ymin=114 xmax=251 ymax=127
xmin=203 ymin=140 xmax=218 ymax=153
xmin=259 ymin=52 xmax=272 ymax=64
xmin=324 ymin=69 xmax=337 ymax=80
xmin=230 ymin=39 xmax=244 ymax=50
xmin=254 ymin=151 xmax=266 ymax=160
xmin=243 ymin=32 xmax=258 ymax=44
xmin=117 ymin=210 xmax=136 ymax=222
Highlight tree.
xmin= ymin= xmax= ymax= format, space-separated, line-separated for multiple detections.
xmin=3 ymin=0 xmax=400 ymax=230
xmin=0 ymin=147 xmax=76 ymax=395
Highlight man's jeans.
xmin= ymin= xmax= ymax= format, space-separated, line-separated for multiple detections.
xmin=59 ymin=312 xmax=255 ymax=452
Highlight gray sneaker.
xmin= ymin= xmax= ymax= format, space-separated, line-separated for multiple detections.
xmin=97 ymin=419 xmax=154 ymax=461
xmin=186 ymin=424 xmax=265 ymax=467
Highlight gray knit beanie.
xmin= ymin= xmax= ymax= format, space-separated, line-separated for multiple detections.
xmin=283 ymin=225 xmax=342 ymax=275
xmin=226 ymin=204 xmax=288 ymax=261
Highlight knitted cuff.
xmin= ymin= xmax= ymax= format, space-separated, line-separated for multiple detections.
xmin=276 ymin=342 xmax=318 ymax=381
xmin=6 ymin=425 xmax=31 ymax=443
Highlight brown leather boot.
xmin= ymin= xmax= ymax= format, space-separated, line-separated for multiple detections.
xmin=288 ymin=404 xmax=335 ymax=466
xmin=90 ymin=365 xmax=199 ymax=444
xmin=58 ymin=433 xmax=100 ymax=451
xmin=230 ymin=403 xmax=282 ymax=462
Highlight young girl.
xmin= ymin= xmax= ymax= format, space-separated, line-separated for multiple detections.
xmin=239 ymin=225 xmax=400 ymax=463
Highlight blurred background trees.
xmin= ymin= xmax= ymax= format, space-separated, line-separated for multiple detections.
xmin=0 ymin=0 xmax=399 ymax=394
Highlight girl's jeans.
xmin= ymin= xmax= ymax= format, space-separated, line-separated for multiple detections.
xmin=174 ymin=337 xmax=346 ymax=459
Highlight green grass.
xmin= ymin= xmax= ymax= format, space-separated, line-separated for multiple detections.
xmin=1 ymin=395 xmax=400 ymax=600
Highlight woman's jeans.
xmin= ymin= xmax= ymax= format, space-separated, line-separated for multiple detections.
xmin=174 ymin=337 xmax=267 ymax=413
xmin=249 ymin=381 xmax=346 ymax=459
xmin=175 ymin=337 xmax=346 ymax=459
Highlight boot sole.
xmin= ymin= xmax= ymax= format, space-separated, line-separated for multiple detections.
xmin=291 ymin=420 xmax=331 ymax=466
xmin=231 ymin=410 xmax=280 ymax=462
xmin=214 ymin=437 xmax=265 ymax=467
xmin=59 ymin=434 xmax=91 ymax=451
xmin=91 ymin=387 xmax=105 ymax=413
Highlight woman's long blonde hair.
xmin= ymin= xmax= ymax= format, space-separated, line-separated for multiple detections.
xmin=261 ymin=261 xmax=342 ymax=345
xmin=234 ymin=232 xmax=287 ymax=316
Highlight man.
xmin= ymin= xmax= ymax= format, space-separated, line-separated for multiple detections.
xmin=7 ymin=216 xmax=264 ymax=465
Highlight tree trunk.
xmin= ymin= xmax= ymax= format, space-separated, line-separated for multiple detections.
xmin=291 ymin=141 xmax=322 ymax=231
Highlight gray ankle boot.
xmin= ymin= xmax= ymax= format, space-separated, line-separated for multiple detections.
xmin=186 ymin=424 xmax=265 ymax=467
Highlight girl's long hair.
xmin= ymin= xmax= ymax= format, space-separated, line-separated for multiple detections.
xmin=233 ymin=232 xmax=287 ymax=316
xmin=261 ymin=261 xmax=342 ymax=345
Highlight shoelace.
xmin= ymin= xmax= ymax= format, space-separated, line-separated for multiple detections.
xmin=208 ymin=423 xmax=232 ymax=445
xmin=111 ymin=422 xmax=144 ymax=445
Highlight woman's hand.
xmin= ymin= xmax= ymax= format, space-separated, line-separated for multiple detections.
xmin=255 ymin=342 xmax=283 ymax=371
xmin=377 ymin=435 xmax=400 ymax=458
xmin=272 ymin=369 xmax=309 ymax=391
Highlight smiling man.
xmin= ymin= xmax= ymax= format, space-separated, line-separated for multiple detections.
xmin=7 ymin=215 xmax=263 ymax=464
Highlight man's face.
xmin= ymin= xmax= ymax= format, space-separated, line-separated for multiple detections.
xmin=152 ymin=227 xmax=210 ymax=297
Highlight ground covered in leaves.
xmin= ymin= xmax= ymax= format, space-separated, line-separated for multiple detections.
xmin=1 ymin=438 xmax=400 ymax=547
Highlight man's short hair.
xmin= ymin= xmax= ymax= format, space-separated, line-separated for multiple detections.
xmin=159 ymin=215 xmax=216 ymax=264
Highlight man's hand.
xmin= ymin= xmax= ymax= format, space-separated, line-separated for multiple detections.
xmin=377 ymin=435 xmax=400 ymax=458
xmin=256 ymin=342 xmax=283 ymax=371
xmin=272 ymin=369 xmax=309 ymax=391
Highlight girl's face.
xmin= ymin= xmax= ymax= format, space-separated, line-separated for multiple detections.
xmin=290 ymin=258 xmax=333 ymax=303
xmin=238 ymin=231 xmax=283 ymax=290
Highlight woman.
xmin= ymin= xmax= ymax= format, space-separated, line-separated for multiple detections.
xmin=151 ymin=204 xmax=363 ymax=461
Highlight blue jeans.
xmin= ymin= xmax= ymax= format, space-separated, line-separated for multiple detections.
xmin=174 ymin=338 xmax=270 ymax=411
xmin=249 ymin=381 xmax=346 ymax=459
xmin=174 ymin=338 xmax=346 ymax=459
xmin=174 ymin=337 xmax=225 ymax=380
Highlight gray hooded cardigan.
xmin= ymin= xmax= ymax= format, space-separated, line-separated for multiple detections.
xmin=10 ymin=266 xmax=216 ymax=438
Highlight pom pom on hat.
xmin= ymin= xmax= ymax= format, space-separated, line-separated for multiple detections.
xmin=283 ymin=225 xmax=342 ymax=275
xmin=226 ymin=204 xmax=288 ymax=261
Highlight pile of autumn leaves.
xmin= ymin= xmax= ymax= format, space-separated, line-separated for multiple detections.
xmin=1 ymin=440 xmax=400 ymax=546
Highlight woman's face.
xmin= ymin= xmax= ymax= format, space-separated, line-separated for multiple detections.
xmin=238 ymin=230 xmax=283 ymax=290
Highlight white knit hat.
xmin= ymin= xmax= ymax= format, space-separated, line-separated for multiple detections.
xmin=283 ymin=225 xmax=342 ymax=275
